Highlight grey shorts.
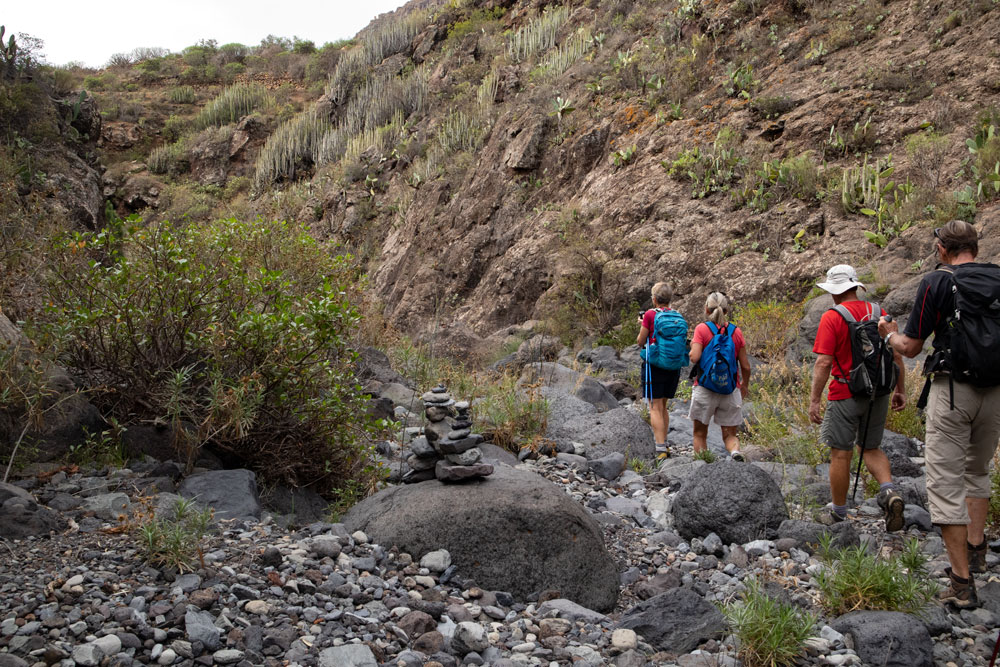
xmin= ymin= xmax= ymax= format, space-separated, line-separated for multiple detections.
xmin=925 ymin=378 xmax=1000 ymax=524
xmin=819 ymin=394 xmax=891 ymax=451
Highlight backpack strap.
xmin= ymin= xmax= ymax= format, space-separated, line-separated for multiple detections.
xmin=706 ymin=321 xmax=719 ymax=336
xmin=829 ymin=305 xmax=854 ymax=384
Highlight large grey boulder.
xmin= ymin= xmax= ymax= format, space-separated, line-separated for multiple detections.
xmin=617 ymin=588 xmax=725 ymax=653
xmin=831 ymin=611 xmax=933 ymax=667
xmin=549 ymin=407 xmax=654 ymax=460
xmin=177 ymin=469 xmax=261 ymax=520
xmin=521 ymin=363 xmax=618 ymax=412
xmin=343 ymin=464 xmax=619 ymax=612
xmin=0 ymin=485 xmax=66 ymax=539
xmin=881 ymin=431 xmax=923 ymax=479
xmin=672 ymin=462 xmax=789 ymax=543
xmin=576 ymin=345 xmax=631 ymax=376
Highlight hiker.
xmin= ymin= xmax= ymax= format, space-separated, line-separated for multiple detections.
xmin=688 ymin=292 xmax=751 ymax=461
xmin=808 ymin=264 xmax=906 ymax=530
xmin=637 ymin=282 xmax=688 ymax=459
xmin=878 ymin=220 xmax=1000 ymax=608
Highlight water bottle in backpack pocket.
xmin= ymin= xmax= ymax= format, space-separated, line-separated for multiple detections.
xmin=698 ymin=322 xmax=738 ymax=394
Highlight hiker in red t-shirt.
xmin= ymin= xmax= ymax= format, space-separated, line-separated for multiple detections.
xmin=808 ymin=264 xmax=906 ymax=530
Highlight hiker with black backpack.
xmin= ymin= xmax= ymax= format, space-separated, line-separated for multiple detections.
xmin=637 ymin=282 xmax=689 ymax=459
xmin=688 ymin=292 xmax=751 ymax=461
xmin=808 ymin=264 xmax=907 ymax=532
xmin=878 ymin=220 xmax=1000 ymax=609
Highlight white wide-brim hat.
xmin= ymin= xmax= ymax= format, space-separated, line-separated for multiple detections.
xmin=817 ymin=264 xmax=866 ymax=295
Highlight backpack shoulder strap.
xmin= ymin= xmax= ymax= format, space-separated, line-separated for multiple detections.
xmin=831 ymin=304 xmax=856 ymax=324
xmin=706 ymin=321 xmax=719 ymax=336
xmin=725 ymin=323 xmax=735 ymax=336
xmin=865 ymin=302 xmax=879 ymax=322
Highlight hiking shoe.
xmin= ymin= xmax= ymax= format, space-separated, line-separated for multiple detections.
xmin=969 ymin=541 xmax=988 ymax=575
xmin=877 ymin=487 xmax=905 ymax=532
xmin=940 ymin=567 xmax=978 ymax=609
xmin=816 ymin=504 xmax=846 ymax=526
xmin=655 ymin=446 xmax=670 ymax=461
xmin=731 ymin=451 xmax=746 ymax=462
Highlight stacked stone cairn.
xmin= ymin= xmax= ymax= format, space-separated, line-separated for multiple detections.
xmin=403 ymin=385 xmax=495 ymax=484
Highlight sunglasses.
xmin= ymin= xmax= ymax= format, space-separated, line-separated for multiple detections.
xmin=933 ymin=227 xmax=941 ymax=240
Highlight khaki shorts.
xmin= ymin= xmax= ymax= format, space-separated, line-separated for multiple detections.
xmin=819 ymin=394 xmax=891 ymax=451
xmin=925 ymin=377 xmax=1000 ymax=525
xmin=688 ymin=385 xmax=743 ymax=427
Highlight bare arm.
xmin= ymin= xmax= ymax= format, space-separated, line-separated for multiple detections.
xmin=737 ymin=345 xmax=751 ymax=399
xmin=637 ymin=325 xmax=649 ymax=347
xmin=689 ymin=342 xmax=704 ymax=366
xmin=878 ymin=317 xmax=924 ymax=358
xmin=809 ymin=354 xmax=833 ymax=424
xmin=890 ymin=347 xmax=907 ymax=411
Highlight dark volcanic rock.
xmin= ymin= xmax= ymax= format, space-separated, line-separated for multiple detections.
xmin=672 ymin=462 xmax=789 ymax=544
xmin=343 ymin=464 xmax=619 ymax=612
xmin=832 ymin=611 xmax=933 ymax=667
xmin=617 ymin=588 xmax=726 ymax=653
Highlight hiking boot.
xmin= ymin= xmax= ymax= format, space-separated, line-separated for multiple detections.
xmin=816 ymin=504 xmax=846 ymax=526
xmin=877 ymin=487 xmax=905 ymax=532
xmin=731 ymin=451 xmax=746 ymax=462
xmin=655 ymin=445 xmax=670 ymax=461
xmin=968 ymin=540 xmax=988 ymax=575
xmin=940 ymin=567 xmax=978 ymax=609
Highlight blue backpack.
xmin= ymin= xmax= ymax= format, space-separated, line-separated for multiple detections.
xmin=640 ymin=309 xmax=689 ymax=370
xmin=698 ymin=322 xmax=738 ymax=394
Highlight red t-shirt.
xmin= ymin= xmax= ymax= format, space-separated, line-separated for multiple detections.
xmin=692 ymin=322 xmax=746 ymax=386
xmin=642 ymin=308 xmax=675 ymax=344
xmin=812 ymin=299 xmax=887 ymax=401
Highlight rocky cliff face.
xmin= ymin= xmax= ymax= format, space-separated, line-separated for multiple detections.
xmin=291 ymin=0 xmax=1000 ymax=345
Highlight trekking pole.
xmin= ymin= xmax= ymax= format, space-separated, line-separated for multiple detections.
xmin=850 ymin=314 xmax=892 ymax=504
xmin=989 ymin=626 xmax=1000 ymax=667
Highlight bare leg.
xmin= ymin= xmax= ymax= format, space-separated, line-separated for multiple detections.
xmin=861 ymin=448 xmax=893 ymax=485
xmin=942 ymin=523 xmax=970 ymax=579
xmin=829 ymin=449 xmax=853 ymax=507
xmin=967 ymin=497 xmax=989 ymax=546
xmin=693 ymin=420 xmax=709 ymax=454
xmin=649 ymin=398 xmax=669 ymax=444
xmin=721 ymin=425 xmax=740 ymax=454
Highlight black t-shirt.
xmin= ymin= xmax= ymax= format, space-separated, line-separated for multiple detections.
xmin=902 ymin=264 xmax=956 ymax=355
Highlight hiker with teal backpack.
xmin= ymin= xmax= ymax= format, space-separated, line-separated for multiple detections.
xmin=688 ymin=292 xmax=751 ymax=461
xmin=637 ymin=282 xmax=689 ymax=459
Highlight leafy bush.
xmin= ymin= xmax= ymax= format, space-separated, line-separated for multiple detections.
xmin=476 ymin=378 xmax=550 ymax=452
xmin=965 ymin=124 xmax=1000 ymax=202
xmin=665 ymin=127 xmax=744 ymax=198
xmin=137 ymin=497 xmax=214 ymax=572
xmin=37 ymin=218 xmax=382 ymax=495
xmin=815 ymin=534 xmax=937 ymax=615
xmin=732 ymin=300 xmax=802 ymax=362
xmin=723 ymin=577 xmax=816 ymax=667
xmin=840 ymin=155 xmax=914 ymax=247
xmin=740 ymin=153 xmax=821 ymax=212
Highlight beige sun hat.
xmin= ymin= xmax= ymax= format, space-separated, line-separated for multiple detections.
xmin=817 ymin=264 xmax=866 ymax=295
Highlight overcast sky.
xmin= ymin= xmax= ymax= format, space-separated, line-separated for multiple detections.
xmin=4 ymin=0 xmax=408 ymax=68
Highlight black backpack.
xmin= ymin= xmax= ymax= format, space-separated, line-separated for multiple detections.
xmin=831 ymin=302 xmax=898 ymax=398
xmin=939 ymin=263 xmax=1000 ymax=388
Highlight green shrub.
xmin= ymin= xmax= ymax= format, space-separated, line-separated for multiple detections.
xmin=37 ymin=218 xmax=383 ymax=495
xmin=740 ymin=153 xmax=821 ymax=212
xmin=506 ymin=5 xmax=570 ymax=62
xmin=732 ymin=300 xmax=802 ymax=363
xmin=966 ymin=124 xmax=1000 ymax=201
xmin=815 ymin=534 xmax=938 ymax=615
xmin=723 ymin=577 xmax=816 ymax=667
xmin=665 ymin=126 xmax=744 ymax=198
xmin=840 ymin=155 xmax=914 ymax=247
xmin=693 ymin=449 xmax=717 ymax=463
xmin=475 ymin=379 xmax=550 ymax=453
xmin=138 ymin=497 xmax=214 ymax=572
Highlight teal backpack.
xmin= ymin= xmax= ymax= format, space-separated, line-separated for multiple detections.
xmin=640 ymin=310 xmax=689 ymax=370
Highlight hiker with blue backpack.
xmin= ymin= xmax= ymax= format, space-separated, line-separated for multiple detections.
xmin=637 ymin=282 xmax=689 ymax=459
xmin=688 ymin=292 xmax=751 ymax=461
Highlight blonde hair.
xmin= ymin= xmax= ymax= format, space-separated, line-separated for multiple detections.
xmin=651 ymin=282 xmax=673 ymax=307
xmin=705 ymin=292 xmax=729 ymax=327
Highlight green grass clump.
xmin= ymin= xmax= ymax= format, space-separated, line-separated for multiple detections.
xmin=693 ymin=448 xmax=717 ymax=463
xmin=138 ymin=497 xmax=214 ymax=573
xmin=723 ymin=577 xmax=816 ymax=667
xmin=814 ymin=534 xmax=937 ymax=615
